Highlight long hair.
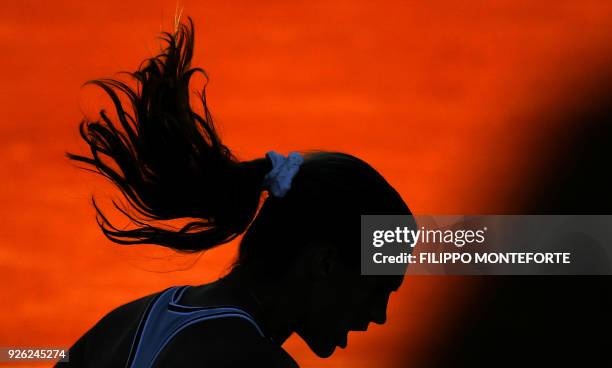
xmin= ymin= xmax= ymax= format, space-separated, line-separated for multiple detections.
xmin=68 ymin=17 xmax=410 ymax=272
xmin=66 ymin=17 xmax=270 ymax=252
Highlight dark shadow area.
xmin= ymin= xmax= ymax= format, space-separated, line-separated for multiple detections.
xmin=410 ymin=75 xmax=612 ymax=367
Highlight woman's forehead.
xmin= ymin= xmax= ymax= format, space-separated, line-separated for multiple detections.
xmin=362 ymin=274 xmax=404 ymax=291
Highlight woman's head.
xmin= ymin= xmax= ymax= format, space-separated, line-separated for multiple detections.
xmin=238 ymin=152 xmax=410 ymax=356
xmin=67 ymin=17 xmax=411 ymax=357
xmin=238 ymin=151 xmax=410 ymax=276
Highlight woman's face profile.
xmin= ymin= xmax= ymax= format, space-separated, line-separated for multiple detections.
xmin=294 ymin=247 xmax=404 ymax=358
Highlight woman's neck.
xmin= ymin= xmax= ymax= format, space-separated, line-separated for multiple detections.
xmin=215 ymin=270 xmax=296 ymax=345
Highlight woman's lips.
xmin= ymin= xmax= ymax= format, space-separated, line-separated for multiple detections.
xmin=352 ymin=323 xmax=369 ymax=331
xmin=336 ymin=321 xmax=370 ymax=348
xmin=338 ymin=332 xmax=348 ymax=349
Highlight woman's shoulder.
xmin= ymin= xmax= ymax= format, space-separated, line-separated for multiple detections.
xmin=62 ymin=290 xmax=163 ymax=367
xmin=91 ymin=290 xmax=161 ymax=337
xmin=154 ymin=315 xmax=299 ymax=368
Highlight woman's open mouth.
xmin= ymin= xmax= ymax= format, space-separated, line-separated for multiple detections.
xmin=338 ymin=332 xmax=348 ymax=349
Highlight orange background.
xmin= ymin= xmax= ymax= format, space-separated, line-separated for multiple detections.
xmin=1 ymin=1 xmax=612 ymax=367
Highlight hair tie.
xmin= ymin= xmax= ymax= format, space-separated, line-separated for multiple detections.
xmin=263 ymin=151 xmax=304 ymax=197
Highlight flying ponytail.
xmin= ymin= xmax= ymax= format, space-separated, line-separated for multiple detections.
xmin=66 ymin=17 xmax=270 ymax=252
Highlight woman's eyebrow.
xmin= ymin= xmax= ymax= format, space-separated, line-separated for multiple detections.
xmin=387 ymin=277 xmax=403 ymax=292
xmin=374 ymin=278 xmax=401 ymax=293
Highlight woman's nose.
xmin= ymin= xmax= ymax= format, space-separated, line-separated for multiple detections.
xmin=371 ymin=301 xmax=388 ymax=325
xmin=372 ymin=311 xmax=386 ymax=325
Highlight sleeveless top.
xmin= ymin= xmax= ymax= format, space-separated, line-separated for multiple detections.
xmin=126 ymin=285 xmax=266 ymax=367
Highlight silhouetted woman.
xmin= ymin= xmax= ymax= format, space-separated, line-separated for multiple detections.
xmin=62 ymin=17 xmax=411 ymax=367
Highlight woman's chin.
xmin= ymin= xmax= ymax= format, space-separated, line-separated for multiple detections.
xmin=311 ymin=342 xmax=337 ymax=358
